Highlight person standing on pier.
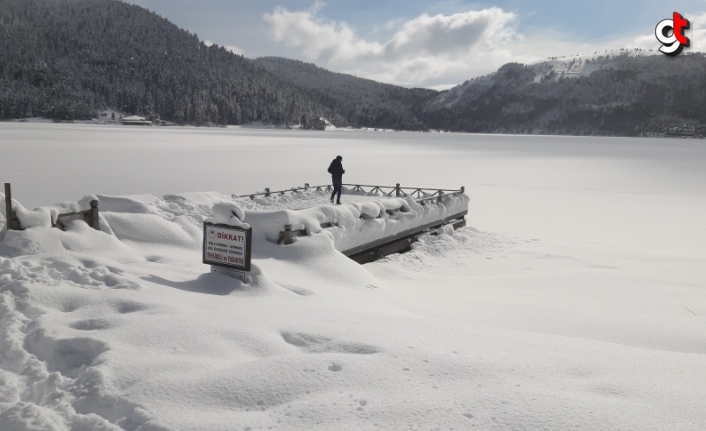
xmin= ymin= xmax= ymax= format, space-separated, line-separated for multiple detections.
xmin=328 ymin=155 xmax=345 ymax=204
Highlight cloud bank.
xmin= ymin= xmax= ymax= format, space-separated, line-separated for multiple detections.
xmin=204 ymin=39 xmax=247 ymax=56
xmin=265 ymin=5 xmax=523 ymax=88
xmin=264 ymin=5 xmax=706 ymax=89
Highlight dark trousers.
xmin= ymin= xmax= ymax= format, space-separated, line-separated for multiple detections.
xmin=331 ymin=179 xmax=342 ymax=202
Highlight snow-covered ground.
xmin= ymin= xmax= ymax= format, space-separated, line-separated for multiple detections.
xmin=531 ymin=48 xmax=657 ymax=77
xmin=1 ymin=123 xmax=705 ymax=430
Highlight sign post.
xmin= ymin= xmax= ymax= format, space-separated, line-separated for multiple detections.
xmin=203 ymin=222 xmax=252 ymax=281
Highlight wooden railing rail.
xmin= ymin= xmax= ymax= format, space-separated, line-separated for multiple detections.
xmin=235 ymin=183 xmax=465 ymax=203
xmin=53 ymin=200 xmax=100 ymax=230
xmin=235 ymin=183 xmax=317 ymax=199
xmin=4 ymin=183 xmax=100 ymax=231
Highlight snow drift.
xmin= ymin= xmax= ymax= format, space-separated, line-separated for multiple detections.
xmin=0 ymin=190 xmax=475 ymax=431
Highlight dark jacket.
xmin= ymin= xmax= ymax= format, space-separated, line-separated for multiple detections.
xmin=327 ymin=159 xmax=345 ymax=180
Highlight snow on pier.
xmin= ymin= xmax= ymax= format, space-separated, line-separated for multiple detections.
xmin=0 ymin=183 xmax=473 ymax=430
xmin=1 ymin=184 xmax=468 ymax=262
xmin=233 ymin=185 xmax=468 ymax=262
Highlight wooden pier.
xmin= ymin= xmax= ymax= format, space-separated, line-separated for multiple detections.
xmin=342 ymin=209 xmax=466 ymax=264
xmin=251 ymin=183 xmax=468 ymax=264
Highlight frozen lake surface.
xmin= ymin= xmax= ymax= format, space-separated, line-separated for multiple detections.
xmin=1 ymin=123 xmax=705 ymax=430
xmin=2 ymin=122 xmax=705 ymax=252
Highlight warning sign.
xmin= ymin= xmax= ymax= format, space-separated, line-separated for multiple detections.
xmin=203 ymin=223 xmax=252 ymax=271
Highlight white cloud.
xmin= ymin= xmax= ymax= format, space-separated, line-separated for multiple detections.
xmin=426 ymin=83 xmax=457 ymax=91
xmin=264 ymin=5 xmax=384 ymax=64
xmin=263 ymin=5 xmax=706 ymax=88
xmin=264 ymin=5 xmax=519 ymax=87
xmin=204 ymin=39 xmax=248 ymax=57
xmin=386 ymin=9 xmax=517 ymax=60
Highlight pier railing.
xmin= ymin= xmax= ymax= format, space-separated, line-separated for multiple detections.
xmin=235 ymin=183 xmax=465 ymax=204
xmin=4 ymin=183 xmax=100 ymax=231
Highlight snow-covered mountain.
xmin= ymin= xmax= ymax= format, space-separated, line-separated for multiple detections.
xmin=422 ymin=51 xmax=706 ymax=136
xmin=3 ymin=0 xmax=704 ymax=136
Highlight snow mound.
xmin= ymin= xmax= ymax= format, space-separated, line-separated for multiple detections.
xmin=228 ymin=187 xmax=469 ymax=253
xmin=205 ymin=202 xmax=247 ymax=227
xmin=0 ymin=188 xmax=475 ymax=431
xmin=0 ymin=256 xmax=138 ymax=290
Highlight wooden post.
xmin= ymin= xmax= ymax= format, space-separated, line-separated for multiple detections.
xmin=4 ymin=183 xmax=12 ymax=229
xmin=90 ymin=200 xmax=99 ymax=230
xmin=265 ymin=188 xmax=270 ymax=197
xmin=283 ymin=224 xmax=293 ymax=245
xmin=437 ymin=190 xmax=444 ymax=203
xmin=395 ymin=183 xmax=401 ymax=197
xmin=460 ymin=186 xmax=465 ymax=194
xmin=4 ymin=183 xmax=18 ymax=230
xmin=305 ymin=183 xmax=309 ymax=190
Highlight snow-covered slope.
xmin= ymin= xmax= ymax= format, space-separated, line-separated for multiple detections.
xmin=432 ymin=48 xmax=659 ymax=109
xmin=533 ymin=48 xmax=657 ymax=77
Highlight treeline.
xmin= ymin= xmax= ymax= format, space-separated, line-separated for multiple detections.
xmin=255 ymin=57 xmax=435 ymax=130
xmin=0 ymin=0 xmax=335 ymax=125
xmin=4 ymin=0 xmax=706 ymax=136
xmin=0 ymin=0 xmax=438 ymax=129
xmin=422 ymin=53 xmax=706 ymax=136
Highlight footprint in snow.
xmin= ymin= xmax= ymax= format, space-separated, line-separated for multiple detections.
xmin=328 ymin=363 xmax=342 ymax=372
xmin=70 ymin=319 xmax=114 ymax=331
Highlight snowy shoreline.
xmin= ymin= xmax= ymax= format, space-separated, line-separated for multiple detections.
xmin=5 ymin=117 xmax=700 ymax=138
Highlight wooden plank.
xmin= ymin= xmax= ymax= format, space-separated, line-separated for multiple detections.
xmin=4 ymin=183 xmax=13 ymax=230
xmin=90 ymin=200 xmax=100 ymax=230
xmin=341 ymin=210 xmax=467 ymax=257
xmin=452 ymin=219 xmax=466 ymax=229
xmin=283 ymin=224 xmax=292 ymax=245
xmin=376 ymin=238 xmax=413 ymax=257
xmin=348 ymin=251 xmax=377 ymax=264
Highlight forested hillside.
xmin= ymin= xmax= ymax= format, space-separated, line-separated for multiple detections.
xmin=254 ymin=57 xmax=435 ymax=130
xmin=0 ymin=0 xmax=437 ymax=129
xmin=0 ymin=0 xmax=343 ymax=125
xmin=3 ymin=0 xmax=706 ymax=136
xmin=422 ymin=53 xmax=706 ymax=136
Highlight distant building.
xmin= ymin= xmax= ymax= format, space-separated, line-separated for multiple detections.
xmin=665 ymin=126 xmax=694 ymax=137
xmin=120 ymin=115 xmax=152 ymax=126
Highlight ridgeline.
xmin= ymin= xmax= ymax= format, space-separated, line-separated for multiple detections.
xmin=2 ymin=0 xmax=706 ymax=136
xmin=0 ymin=0 xmax=433 ymax=129
xmin=422 ymin=54 xmax=706 ymax=137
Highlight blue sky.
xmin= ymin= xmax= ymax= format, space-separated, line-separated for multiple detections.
xmin=126 ymin=1 xmax=706 ymax=88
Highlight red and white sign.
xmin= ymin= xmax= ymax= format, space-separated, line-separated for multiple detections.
xmin=656 ymin=12 xmax=691 ymax=56
xmin=203 ymin=223 xmax=252 ymax=271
